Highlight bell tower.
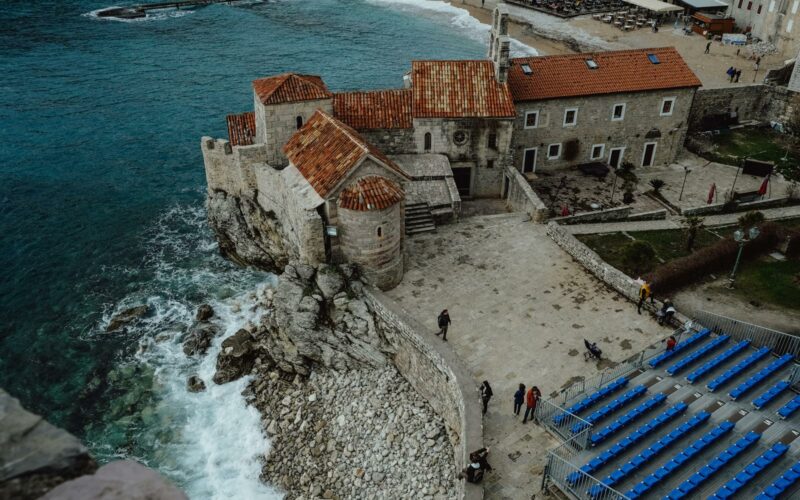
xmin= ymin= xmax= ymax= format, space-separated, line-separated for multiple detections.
xmin=489 ymin=4 xmax=511 ymax=83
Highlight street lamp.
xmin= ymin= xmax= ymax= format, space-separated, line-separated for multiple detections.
xmin=728 ymin=226 xmax=760 ymax=288
xmin=678 ymin=166 xmax=692 ymax=201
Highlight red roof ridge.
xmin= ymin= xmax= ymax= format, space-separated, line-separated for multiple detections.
xmin=511 ymin=46 xmax=683 ymax=62
xmin=253 ymin=73 xmax=331 ymax=105
xmin=317 ymin=110 xmax=370 ymax=156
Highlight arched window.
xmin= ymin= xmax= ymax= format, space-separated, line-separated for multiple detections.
xmin=424 ymin=132 xmax=432 ymax=151
xmin=377 ymin=226 xmax=383 ymax=238
xmin=296 ymin=116 xmax=303 ymax=130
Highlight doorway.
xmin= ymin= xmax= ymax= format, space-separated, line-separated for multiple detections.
xmin=522 ymin=148 xmax=537 ymax=173
xmin=641 ymin=142 xmax=657 ymax=167
xmin=452 ymin=166 xmax=472 ymax=197
xmin=608 ymin=147 xmax=625 ymax=168
xmin=503 ymin=175 xmax=510 ymax=199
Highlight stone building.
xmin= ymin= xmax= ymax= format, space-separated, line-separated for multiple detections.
xmin=507 ymin=47 xmax=701 ymax=175
xmin=727 ymin=0 xmax=800 ymax=58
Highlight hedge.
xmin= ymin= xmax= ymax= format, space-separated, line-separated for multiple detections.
xmin=787 ymin=230 xmax=800 ymax=260
xmin=646 ymin=222 xmax=783 ymax=294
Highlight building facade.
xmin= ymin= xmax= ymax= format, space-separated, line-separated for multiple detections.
xmin=727 ymin=0 xmax=800 ymax=58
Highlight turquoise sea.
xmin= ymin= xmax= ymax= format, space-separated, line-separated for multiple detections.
xmin=0 ymin=0 xmax=532 ymax=496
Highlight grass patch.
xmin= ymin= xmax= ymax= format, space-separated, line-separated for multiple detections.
xmin=706 ymin=128 xmax=800 ymax=181
xmin=732 ymin=259 xmax=800 ymax=311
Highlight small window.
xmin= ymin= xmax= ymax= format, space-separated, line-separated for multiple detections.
xmin=521 ymin=63 xmax=533 ymax=75
xmin=453 ymin=130 xmax=468 ymax=145
xmin=738 ymin=0 xmax=743 ymax=7
xmin=547 ymin=143 xmax=562 ymax=160
xmin=586 ymin=59 xmax=599 ymax=69
xmin=563 ymin=108 xmax=578 ymax=127
xmin=295 ymin=116 xmax=303 ymax=130
xmin=488 ymin=133 xmax=498 ymax=149
xmin=660 ymin=97 xmax=676 ymax=116
xmin=487 ymin=159 xmax=495 ymax=169
xmin=590 ymin=144 xmax=605 ymax=160
xmin=612 ymin=103 xmax=626 ymax=121
xmin=424 ymin=132 xmax=432 ymax=151
xmin=524 ymin=110 xmax=539 ymax=128
xmin=377 ymin=226 xmax=383 ymax=238
xmin=757 ymin=3 xmax=762 ymax=12
xmin=747 ymin=1 xmax=752 ymax=9
xmin=647 ymin=53 xmax=660 ymax=64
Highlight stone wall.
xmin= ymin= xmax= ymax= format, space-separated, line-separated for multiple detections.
xmin=550 ymin=206 xmax=632 ymax=225
xmin=254 ymin=96 xmax=333 ymax=167
xmin=503 ymin=165 xmax=549 ymax=222
xmin=727 ymin=0 xmax=800 ymax=58
xmin=338 ymin=202 xmax=405 ymax=290
xmin=363 ymin=289 xmax=484 ymax=500
xmin=688 ymin=85 xmax=800 ymax=131
xmin=513 ymin=88 xmax=695 ymax=172
xmin=360 ymin=128 xmax=417 ymax=155
xmin=201 ymin=138 xmax=266 ymax=198
xmin=681 ymin=196 xmax=793 ymax=215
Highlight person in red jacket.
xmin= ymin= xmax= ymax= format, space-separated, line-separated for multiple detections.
xmin=522 ymin=386 xmax=541 ymax=424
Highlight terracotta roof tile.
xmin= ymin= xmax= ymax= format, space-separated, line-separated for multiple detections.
xmin=333 ymin=89 xmax=412 ymax=129
xmin=338 ymin=176 xmax=404 ymax=211
xmin=508 ymin=47 xmax=701 ymax=102
xmin=283 ymin=110 xmax=410 ymax=199
xmin=253 ymin=73 xmax=332 ymax=105
xmin=411 ymin=60 xmax=516 ymax=118
xmin=226 ymin=111 xmax=256 ymax=146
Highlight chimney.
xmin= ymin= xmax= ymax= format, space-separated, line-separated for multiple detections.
xmin=490 ymin=5 xmax=510 ymax=83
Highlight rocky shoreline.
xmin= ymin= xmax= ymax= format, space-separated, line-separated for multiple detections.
xmin=184 ymin=261 xmax=459 ymax=499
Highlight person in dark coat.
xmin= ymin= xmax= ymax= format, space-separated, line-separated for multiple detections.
xmin=705 ymin=41 xmax=712 ymax=54
xmin=470 ymin=447 xmax=493 ymax=472
xmin=513 ymin=383 xmax=526 ymax=416
xmin=436 ymin=309 xmax=451 ymax=341
xmin=480 ymin=381 xmax=493 ymax=415
xmin=734 ymin=69 xmax=742 ymax=82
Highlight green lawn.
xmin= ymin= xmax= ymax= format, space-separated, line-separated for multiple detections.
xmin=732 ymin=259 xmax=800 ymax=311
xmin=708 ymin=128 xmax=800 ymax=181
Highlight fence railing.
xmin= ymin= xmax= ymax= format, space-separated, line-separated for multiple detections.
xmin=695 ymin=310 xmax=800 ymax=358
xmin=543 ymin=449 xmax=630 ymax=500
xmin=535 ymin=397 xmax=594 ymax=449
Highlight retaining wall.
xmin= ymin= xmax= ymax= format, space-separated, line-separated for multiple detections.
xmin=364 ymin=288 xmax=483 ymax=500
xmin=504 ymin=166 xmax=549 ymax=222
xmin=550 ymin=206 xmax=632 ymax=225
xmin=688 ymin=85 xmax=800 ymax=131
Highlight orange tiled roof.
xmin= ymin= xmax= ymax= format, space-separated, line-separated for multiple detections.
xmin=338 ymin=176 xmax=404 ymax=211
xmin=252 ymin=73 xmax=332 ymax=105
xmin=283 ymin=110 xmax=410 ymax=199
xmin=508 ymin=47 xmax=701 ymax=102
xmin=411 ymin=60 xmax=516 ymax=119
xmin=333 ymin=89 xmax=412 ymax=129
xmin=226 ymin=112 xmax=256 ymax=146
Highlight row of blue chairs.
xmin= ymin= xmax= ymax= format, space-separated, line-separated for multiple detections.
xmin=664 ymin=430 xmax=761 ymax=499
xmin=710 ymin=442 xmax=789 ymax=499
xmin=567 ymin=402 xmax=689 ymax=485
xmin=589 ymin=393 xmax=667 ymax=446
xmin=553 ymin=376 xmax=628 ymax=425
xmin=588 ymin=411 xmax=712 ymax=497
xmin=649 ymin=329 xmax=711 ymax=368
xmin=571 ymin=385 xmax=647 ymax=433
xmin=707 ymin=346 xmax=772 ymax=392
xmin=753 ymin=380 xmax=791 ymax=410
xmin=687 ymin=340 xmax=751 ymax=384
xmin=755 ymin=460 xmax=800 ymax=499
xmin=666 ymin=335 xmax=730 ymax=376
xmin=729 ymin=354 xmax=794 ymax=400
xmin=778 ymin=394 xmax=800 ymax=419
xmin=625 ymin=420 xmax=735 ymax=499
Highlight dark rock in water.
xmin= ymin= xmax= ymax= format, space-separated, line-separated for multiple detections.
xmin=186 ymin=375 xmax=206 ymax=393
xmin=95 ymin=7 xmax=146 ymax=19
xmin=39 ymin=460 xmax=186 ymax=500
xmin=182 ymin=322 xmax=220 ymax=356
xmin=106 ymin=305 xmax=149 ymax=332
xmin=196 ymin=303 xmax=215 ymax=321
xmin=213 ymin=329 xmax=257 ymax=384
xmin=0 ymin=389 xmax=97 ymax=500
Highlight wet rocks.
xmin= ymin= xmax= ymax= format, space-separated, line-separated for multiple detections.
xmin=105 ymin=305 xmax=149 ymax=332
xmin=196 ymin=304 xmax=214 ymax=321
xmin=40 ymin=460 xmax=186 ymax=500
xmin=182 ymin=322 xmax=220 ymax=356
xmin=186 ymin=375 xmax=206 ymax=393
xmin=213 ymin=328 xmax=258 ymax=385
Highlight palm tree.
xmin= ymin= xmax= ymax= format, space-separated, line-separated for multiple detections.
xmin=682 ymin=215 xmax=705 ymax=252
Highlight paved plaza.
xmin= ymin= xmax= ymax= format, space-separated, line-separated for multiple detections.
xmin=387 ymin=214 xmax=671 ymax=498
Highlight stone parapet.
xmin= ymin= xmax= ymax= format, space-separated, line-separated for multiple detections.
xmin=363 ymin=288 xmax=484 ymax=500
xmin=503 ymin=165 xmax=549 ymax=222
xmin=550 ymin=205 xmax=632 ymax=225
xmin=681 ymin=197 xmax=793 ymax=216
xmin=626 ymin=208 xmax=668 ymax=221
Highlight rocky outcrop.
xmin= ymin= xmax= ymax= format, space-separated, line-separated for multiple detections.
xmin=106 ymin=305 xmax=149 ymax=332
xmin=213 ymin=327 xmax=262 ymax=384
xmin=0 ymin=389 xmax=97 ymax=500
xmin=206 ymin=190 xmax=290 ymax=273
xmin=196 ymin=303 xmax=214 ymax=321
xmin=182 ymin=321 xmax=220 ymax=356
xmin=186 ymin=375 xmax=206 ymax=393
xmin=40 ymin=460 xmax=187 ymax=500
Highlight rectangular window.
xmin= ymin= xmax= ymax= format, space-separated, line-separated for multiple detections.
xmin=789 ymin=19 xmax=795 ymax=32
xmin=792 ymin=0 xmax=798 ymax=13
xmin=738 ymin=0 xmax=743 ymax=7
xmin=487 ymin=159 xmax=495 ymax=169
xmin=660 ymin=97 xmax=676 ymax=116
xmin=563 ymin=108 xmax=578 ymax=127
xmin=611 ymin=103 xmax=626 ymax=121
xmin=769 ymin=0 xmax=775 ymax=11
xmin=488 ymin=133 xmax=498 ymax=149
xmin=547 ymin=143 xmax=562 ymax=160
xmin=590 ymin=144 xmax=605 ymax=160
xmin=747 ymin=1 xmax=752 ymax=10
xmin=524 ymin=110 xmax=539 ymax=128
xmin=757 ymin=4 xmax=762 ymax=13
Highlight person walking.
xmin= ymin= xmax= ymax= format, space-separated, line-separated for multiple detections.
xmin=480 ymin=381 xmax=493 ymax=415
xmin=734 ymin=69 xmax=742 ymax=83
xmin=637 ymin=282 xmax=651 ymax=315
xmin=522 ymin=386 xmax=541 ymax=424
xmin=436 ymin=309 xmax=451 ymax=341
xmin=513 ymin=383 xmax=526 ymax=416
xmin=705 ymin=41 xmax=711 ymax=54
xmin=726 ymin=66 xmax=735 ymax=82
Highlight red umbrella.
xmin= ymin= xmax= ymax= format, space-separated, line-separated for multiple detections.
xmin=758 ymin=175 xmax=770 ymax=196
xmin=707 ymin=183 xmax=716 ymax=204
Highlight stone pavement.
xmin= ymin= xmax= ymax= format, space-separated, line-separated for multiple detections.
xmin=387 ymin=214 xmax=670 ymax=498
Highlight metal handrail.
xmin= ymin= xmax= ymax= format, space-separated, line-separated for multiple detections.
xmin=696 ymin=311 xmax=800 ymax=358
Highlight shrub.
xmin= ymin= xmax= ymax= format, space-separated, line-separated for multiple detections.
xmin=787 ymin=230 xmax=800 ymax=259
xmin=738 ymin=211 xmax=765 ymax=229
xmin=681 ymin=215 xmax=706 ymax=251
xmin=646 ymin=222 xmax=783 ymax=294
xmin=649 ymin=179 xmax=666 ymax=193
xmin=623 ymin=240 xmax=656 ymax=275
xmin=623 ymin=190 xmax=635 ymax=204
xmin=618 ymin=162 xmax=637 ymax=182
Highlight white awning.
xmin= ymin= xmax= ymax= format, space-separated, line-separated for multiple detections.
xmin=681 ymin=0 xmax=728 ymax=9
xmin=623 ymin=0 xmax=684 ymax=12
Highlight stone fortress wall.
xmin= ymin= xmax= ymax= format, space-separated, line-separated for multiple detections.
xmin=688 ymin=84 xmax=800 ymax=131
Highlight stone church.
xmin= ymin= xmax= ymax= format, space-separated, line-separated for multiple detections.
xmin=201 ymin=4 xmax=701 ymax=290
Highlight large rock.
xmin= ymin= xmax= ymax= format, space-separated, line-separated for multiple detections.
xmin=187 ymin=375 xmax=206 ymax=393
xmin=213 ymin=329 xmax=258 ymax=384
xmin=40 ymin=460 xmax=187 ymax=500
xmin=182 ymin=322 xmax=220 ymax=356
xmin=196 ymin=304 xmax=214 ymax=321
xmin=106 ymin=305 xmax=149 ymax=332
xmin=0 ymin=389 xmax=97 ymax=500
xmin=206 ymin=190 xmax=290 ymax=272
xmin=315 ymin=264 xmax=345 ymax=299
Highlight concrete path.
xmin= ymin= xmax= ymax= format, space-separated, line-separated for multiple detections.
xmin=387 ymin=215 xmax=670 ymax=499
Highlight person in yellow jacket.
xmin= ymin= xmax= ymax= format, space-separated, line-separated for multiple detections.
xmin=637 ymin=282 xmax=651 ymax=314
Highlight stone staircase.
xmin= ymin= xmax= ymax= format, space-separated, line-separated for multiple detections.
xmin=405 ymin=202 xmax=436 ymax=235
